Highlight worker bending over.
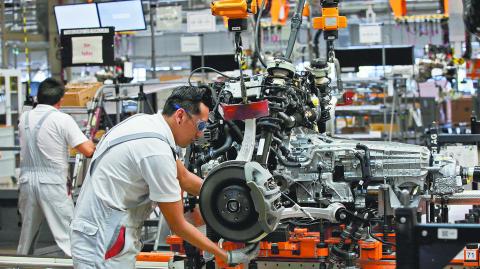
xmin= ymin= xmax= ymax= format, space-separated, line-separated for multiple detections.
xmin=70 ymin=86 xmax=259 ymax=268
xmin=17 ymin=78 xmax=95 ymax=256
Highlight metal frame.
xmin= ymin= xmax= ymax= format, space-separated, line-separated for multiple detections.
xmin=396 ymin=203 xmax=480 ymax=269
xmin=0 ymin=69 xmax=23 ymax=126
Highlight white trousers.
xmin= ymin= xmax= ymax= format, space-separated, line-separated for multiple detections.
xmin=17 ymin=181 xmax=74 ymax=256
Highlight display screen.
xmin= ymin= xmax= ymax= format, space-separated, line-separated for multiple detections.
xmin=334 ymin=45 xmax=414 ymax=71
xmin=97 ymin=0 xmax=146 ymax=32
xmin=54 ymin=3 xmax=100 ymax=33
xmin=191 ymin=54 xmax=238 ymax=72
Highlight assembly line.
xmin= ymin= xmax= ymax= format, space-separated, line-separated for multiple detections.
xmin=1 ymin=0 xmax=480 ymax=269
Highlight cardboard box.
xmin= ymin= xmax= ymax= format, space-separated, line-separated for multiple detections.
xmin=341 ymin=126 xmax=369 ymax=134
xmin=370 ymin=123 xmax=399 ymax=133
xmin=451 ymin=97 xmax=473 ymax=125
xmin=63 ymin=82 xmax=102 ymax=107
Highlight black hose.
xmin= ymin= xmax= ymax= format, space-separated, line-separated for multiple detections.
xmin=254 ymin=0 xmax=268 ymax=68
xmin=355 ymin=143 xmax=372 ymax=187
xmin=226 ymin=120 xmax=243 ymax=141
xmin=257 ymin=121 xmax=281 ymax=132
xmin=195 ymin=126 xmax=233 ymax=166
xmin=272 ymin=136 xmax=290 ymax=156
xmin=278 ymin=112 xmax=296 ymax=128
xmin=313 ymin=30 xmax=323 ymax=58
xmin=198 ymin=84 xmax=218 ymax=106
xmin=272 ymin=148 xmax=301 ymax=167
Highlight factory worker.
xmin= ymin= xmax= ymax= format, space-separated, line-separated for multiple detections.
xmin=17 ymin=78 xmax=95 ymax=256
xmin=70 ymin=86 xmax=259 ymax=268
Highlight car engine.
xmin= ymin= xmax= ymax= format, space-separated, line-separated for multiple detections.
xmin=184 ymin=56 xmax=480 ymax=267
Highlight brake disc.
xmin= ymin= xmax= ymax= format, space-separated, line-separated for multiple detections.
xmin=199 ymin=161 xmax=266 ymax=242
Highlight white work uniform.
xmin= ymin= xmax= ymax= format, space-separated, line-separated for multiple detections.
xmin=18 ymin=104 xmax=88 ymax=256
xmin=71 ymin=113 xmax=181 ymax=269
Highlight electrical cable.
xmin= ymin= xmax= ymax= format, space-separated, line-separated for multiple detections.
xmin=188 ymin=67 xmax=238 ymax=87
xmin=368 ymin=226 xmax=397 ymax=247
xmin=254 ymin=0 xmax=268 ymax=68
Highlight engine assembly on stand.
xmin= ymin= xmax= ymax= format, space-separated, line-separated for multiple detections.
xmin=174 ymin=0 xmax=480 ymax=268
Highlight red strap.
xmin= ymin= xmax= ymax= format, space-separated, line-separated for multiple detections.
xmin=105 ymin=226 xmax=126 ymax=260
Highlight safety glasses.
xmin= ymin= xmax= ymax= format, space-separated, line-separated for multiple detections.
xmin=174 ymin=104 xmax=208 ymax=132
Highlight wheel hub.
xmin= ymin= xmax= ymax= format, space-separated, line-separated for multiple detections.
xmin=199 ymin=161 xmax=266 ymax=242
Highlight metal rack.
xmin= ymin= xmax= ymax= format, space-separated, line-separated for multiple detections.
xmin=0 ymin=69 xmax=23 ymax=126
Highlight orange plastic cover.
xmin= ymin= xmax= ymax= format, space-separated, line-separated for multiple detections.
xmin=211 ymin=0 xmax=249 ymax=19
xmin=136 ymin=252 xmax=174 ymax=262
xmin=270 ymin=0 xmax=289 ymax=25
xmin=312 ymin=7 xmax=347 ymax=30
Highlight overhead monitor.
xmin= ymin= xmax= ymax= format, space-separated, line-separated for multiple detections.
xmin=191 ymin=54 xmax=238 ymax=72
xmin=54 ymin=3 xmax=100 ymax=34
xmin=97 ymin=0 xmax=146 ymax=32
xmin=385 ymin=46 xmax=414 ymax=66
xmin=334 ymin=45 xmax=414 ymax=71
xmin=60 ymin=27 xmax=115 ymax=67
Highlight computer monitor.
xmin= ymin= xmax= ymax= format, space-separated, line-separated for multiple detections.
xmin=60 ymin=27 xmax=115 ymax=67
xmin=334 ymin=45 xmax=414 ymax=71
xmin=334 ymin=47 xmax=383 ymax=71
xmin=54 ymin=3 xmax=100 ymax=34
xmin=97 ymin=0 xmax=146 ymax=32
xmin=385 ymin=46 xmax=414 ymax=66
xmin=190 ymin=54 xmax=238 ymax=72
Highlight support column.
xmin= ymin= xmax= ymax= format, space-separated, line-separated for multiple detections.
xmin=1 ymin=1 xmax=7 ymax=68
xmin=47 ymin=0 xmax=62 ymax=80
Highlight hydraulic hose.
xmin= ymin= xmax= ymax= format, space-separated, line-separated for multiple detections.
xmin=354 ymin=144 xmax=372 ymax=187
xmin=284 ymin=0 xmax=307 ymax=59
xmin=226 ymin=120 xmax=243 ymax=141
xmin=255 ymin=0 xmax=268 ymax=68
xmin=195 ymin=126 xmax=233 ymax=166
xmin=313 ymin=30 xmax=323 ymax=58
xmin=272 ymin=149 xmax=302 ymax=167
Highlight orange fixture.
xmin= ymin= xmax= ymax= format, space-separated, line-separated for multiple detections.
xmin=136 ymin=251 xmax=174 ymax=262
xmin=312 ymin=6 xmax=347 ymax=31
xmin=211 ymin=0 xmax=258 ymax=19
xmin=389 ymin=0 xmax=449 ymax=18
xmin=359 ymin=240 xmax=383 ymax=261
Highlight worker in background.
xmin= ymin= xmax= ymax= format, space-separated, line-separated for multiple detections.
xmin=17 ymin=78 xmax=95 ymax=256
xmin=71 ymin=86 xmax=259 ymax=268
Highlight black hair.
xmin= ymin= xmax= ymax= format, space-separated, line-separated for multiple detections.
xmin=162 ymin=86 xmax=212 ymax=116
xmin=37 ymin=78 xmax=65 ymax=105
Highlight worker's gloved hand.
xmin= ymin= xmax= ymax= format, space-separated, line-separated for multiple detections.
xmin=227 ymin=243 xmax=260 ymax=266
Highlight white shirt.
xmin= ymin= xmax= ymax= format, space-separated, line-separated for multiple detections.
xmin=90 ymin=112 xmax=181 ymax=210
xmin=18 ymin=104 xmax=88 ymax=180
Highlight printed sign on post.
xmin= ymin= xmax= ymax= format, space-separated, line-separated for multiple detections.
xmin=359 ymin=24 xmax=382 ymax=44
xmin=71 ymin=36 xmax=103 ymax=64
xmin=156 ymin=6 xmax=182 ymax=31
xmin=181 ymin=36 xmax=201 ymax=53
xmin=187 ymin=11 xmax=216 ymax=33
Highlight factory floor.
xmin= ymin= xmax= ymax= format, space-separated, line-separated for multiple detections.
xmin=0 ymin=243 xmax=67 ymax=269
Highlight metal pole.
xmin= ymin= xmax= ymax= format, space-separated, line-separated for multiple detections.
xmin=0 ymin=0 xmax=6 ymax=68
xmin=382 ymin=25 xmax=387 ymax=141
xmin=149 ymin=0 xmax=157 ymax=79
xmin=306 ymin=0 xmax=314 ymax=62
xmin=200 ymin=33 xmax=206 ymax=80
xmin=115 ymin=84 xmax=121 ymax=124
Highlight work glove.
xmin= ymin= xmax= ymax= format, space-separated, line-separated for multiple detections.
xmin=227 ymin=243 xmax=260 ymax=266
